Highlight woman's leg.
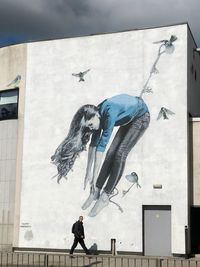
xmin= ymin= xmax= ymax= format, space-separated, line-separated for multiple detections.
xmin=104 ymin=112 xmax=150 ymax=194
xmin=95 ymin=126 xmax=127 ymax=190
xmin=88 ymin=112 xmax=150 ymax=217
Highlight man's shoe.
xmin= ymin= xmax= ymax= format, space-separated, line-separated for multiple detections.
xmin=69 ymin=254 xmax=75 ymax=258
xmin=88 ymin=191 xmax=109 ymax=217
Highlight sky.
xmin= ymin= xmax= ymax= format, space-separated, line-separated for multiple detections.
xmin=0 ymin=0 xmax=200 ymax=47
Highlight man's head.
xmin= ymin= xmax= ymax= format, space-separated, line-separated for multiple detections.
xmin=79 ymin=216 xmax=83 ymax=222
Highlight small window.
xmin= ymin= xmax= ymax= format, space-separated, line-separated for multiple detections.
xmin=191 ymin=64 xmax=194 ymax=74
xmin=0 ymin=88 xmax=19 ymax=120
xmin=195 ymin=71 xmax=197 ymax=81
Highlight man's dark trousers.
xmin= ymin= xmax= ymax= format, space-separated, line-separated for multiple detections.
xmin=70 ymin=237 xmax=90 ymax=254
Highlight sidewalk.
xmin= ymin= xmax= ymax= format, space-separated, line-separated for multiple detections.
xmin=1 ymin=252 xmax=200 ymax=267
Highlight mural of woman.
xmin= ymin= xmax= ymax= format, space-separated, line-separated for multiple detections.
xmin=51 ymin=104 xmax=100 ymax=183
xmin=51 ymin=93 xmax=150 ymax=217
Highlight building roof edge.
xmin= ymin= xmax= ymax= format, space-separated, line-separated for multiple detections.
xmin=0 ymin=22 xmax=191 ymax=49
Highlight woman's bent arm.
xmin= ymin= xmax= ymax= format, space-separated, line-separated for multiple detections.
xmin=93 ymin=150 xmax=104 ymax=188
xmin=84 ymin=146 xmax=96 ymax=189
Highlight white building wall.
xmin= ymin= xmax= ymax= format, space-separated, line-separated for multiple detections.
xmin=18 ymin=24 xmax=188 ymax=254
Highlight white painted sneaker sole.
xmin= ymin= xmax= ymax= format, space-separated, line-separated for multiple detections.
xmin=82 ymin=194 xmax=95 ymax=210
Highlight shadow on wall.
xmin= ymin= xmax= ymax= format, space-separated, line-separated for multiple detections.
xmin=89 ymin=243 xmax=98 ymax=255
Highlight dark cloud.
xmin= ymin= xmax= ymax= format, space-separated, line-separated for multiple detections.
xmin=49 ymin=0 xmax=92 ymax=16
xmin=0 ymin=0 xmax=61 ymax=36
xmin=0 ymin=0 xmax=200 ymax=47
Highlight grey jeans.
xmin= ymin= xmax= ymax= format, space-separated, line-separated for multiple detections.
xmin=96 ymin=112 xmax=150 ymax=194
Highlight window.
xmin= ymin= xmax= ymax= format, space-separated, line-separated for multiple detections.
xmin=0 ymin=88 xmax=19 ymax=120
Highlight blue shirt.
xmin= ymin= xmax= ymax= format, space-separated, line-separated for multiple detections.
xmin=90 ymin=94 xmax=149 ymax=152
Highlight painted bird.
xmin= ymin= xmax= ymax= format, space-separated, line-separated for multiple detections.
xmin=153 ymin=35 xmax=177 ymax=47
xmin=122 ymin=172 xmax=141 ymax=197
xmin=125 ymin=172 xmax=141 ymax=188
xmin=7 ymin=75 xmax=21 ymax=87
xmin=72 ymin=69 xmax=90 ymax=82
xmin=153 ymin=35 xmax=177 ymax=54
xmin=157 ymin=107 xmax=175 ymax=120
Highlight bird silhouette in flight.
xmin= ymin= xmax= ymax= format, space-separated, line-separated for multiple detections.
xmin=157 ymin=107 xmax=175 ymax=120
xmin=7 ymin=75 xmax=21 ymax=87
xmin=153 ymin=35 xmax=177 ymax=47
xmin=72 ymin=69 xmax=90 ymax=82
xmin=153 ymin=35 xmax=177 ymax=54
xmin=122 ymin=172 xmax=141 ymax=197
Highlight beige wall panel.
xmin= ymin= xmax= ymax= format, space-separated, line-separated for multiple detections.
xmin=192 ymin=120 xmax=200 ymax=205
xmin=0 ymin=44 xmax=27 ymax=250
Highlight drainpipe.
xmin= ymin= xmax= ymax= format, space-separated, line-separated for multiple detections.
xmin=185 ymin=225 xmax=189 ymax=259
xmin=111 ymin=239 xmax=116 ymax=256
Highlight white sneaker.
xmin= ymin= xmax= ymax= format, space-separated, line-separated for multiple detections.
xmin=88 ymin=191 xmax=109 ymax=217
xmin=93 ymin=188 xmax=100 ymax=200
xmin=82 ymin=189 xmax=100 ymax=210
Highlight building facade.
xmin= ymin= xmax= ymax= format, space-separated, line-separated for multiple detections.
xmin=0 ymin=23 xmax=200 ymax=257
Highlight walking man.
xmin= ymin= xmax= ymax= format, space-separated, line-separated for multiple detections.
xmin=70 ymin=216 xmax=90 ymax=256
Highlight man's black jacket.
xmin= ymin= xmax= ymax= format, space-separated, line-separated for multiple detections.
xmin=74 ymin=221 xmax=85 ymax=238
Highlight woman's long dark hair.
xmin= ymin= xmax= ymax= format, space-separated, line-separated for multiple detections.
xmin=51 ymin=104 xmax=99 ymax=183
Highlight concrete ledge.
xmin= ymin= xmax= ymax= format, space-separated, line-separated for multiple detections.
xmin=190 ymin=117 xmax=200 ymax=122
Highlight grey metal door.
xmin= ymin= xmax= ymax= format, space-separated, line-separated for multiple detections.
xmin=143 ymin=206 xmax=171 ymax=256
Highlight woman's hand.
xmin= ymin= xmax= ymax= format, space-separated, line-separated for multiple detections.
xmin=84 ymin=172 xmax=94 ymax=190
